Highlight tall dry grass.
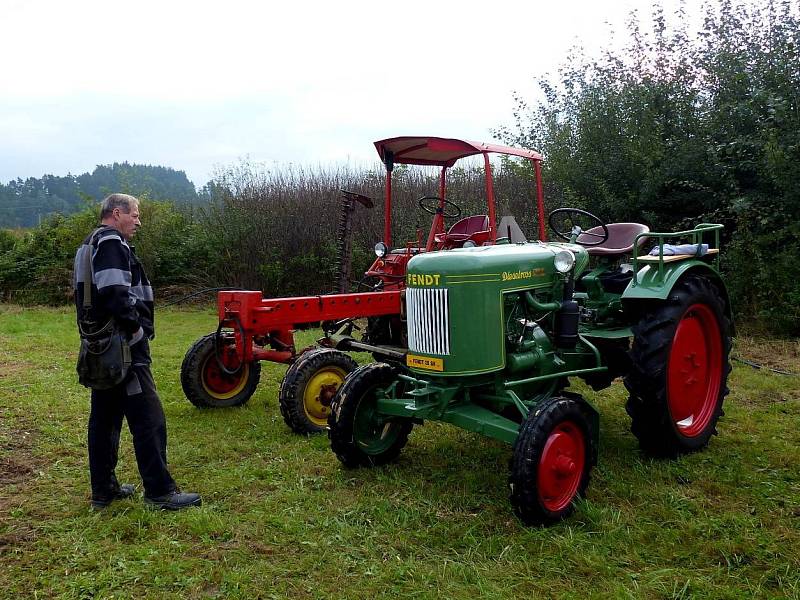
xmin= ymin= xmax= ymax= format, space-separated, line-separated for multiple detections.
xmin=199 ymin=159 xmax=549 ymax=296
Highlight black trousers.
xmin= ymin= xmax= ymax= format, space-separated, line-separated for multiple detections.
xmin=88 ymin=364 xmax=176 ymax=498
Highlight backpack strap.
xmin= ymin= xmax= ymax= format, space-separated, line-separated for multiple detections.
xmin=81 ymin=226 xmax=114 ymax=311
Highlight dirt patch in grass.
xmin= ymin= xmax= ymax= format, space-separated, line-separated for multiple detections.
xmin=0 ymin=408 xmax=41 ymax=490
xmin=0 ymin=408 xmax=43 ymax=554
xmin=0 ymin=409 xmax=38 ymax=480
xmin=192 ymin=539 xmax=277 ymax=563
xmin=0 ymin=455 xmax=35 ymax=485
xmin=0 ymin=525 xmax=38 ymax=555
xmin=0 ymin=359 xmax=31 ymax=376
xmin=0 ymin=358 xmax=36 ymax=390
xmin=735 ymin=336 xmax=800 ymax=374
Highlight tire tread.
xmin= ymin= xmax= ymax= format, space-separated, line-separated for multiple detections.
xmin=624 ymin=275 xmax=732 ymax=457
xmin=328 ymin=363 xmax=413 ymax=468
xmin=278 ymin=349 xmax=358 ymax=435
xmin=509 ymin=394 xmax=595 ymax=526
xmin=180 ymin=333 xmax=261 ymax=408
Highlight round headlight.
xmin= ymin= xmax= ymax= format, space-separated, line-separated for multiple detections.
xmin=462 ymin=240 xmax=477 ymax=248
xmin=374 ymin=242 xmax=388 ymax=258
xmin=554 ymin=249 xmax=576 ymax=273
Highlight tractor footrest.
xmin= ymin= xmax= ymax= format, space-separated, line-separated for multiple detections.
xmin=376 ymin=395 xmax=438 ymax=417
xmin=401 ymin=387 xmax=441 ymax=413
xmin=407 ymin=387 xmax=439 ymax=399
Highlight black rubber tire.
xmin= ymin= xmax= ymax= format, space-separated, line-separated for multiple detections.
xmin=278 ymin=349 xmax=358 ymax=435
xmin=509 ymin=394 xmax=596 ymax=526
xmin=328 ymin=363 xmax=413 ymax=468
xmin=624 ymin=275 xmax=732 ymax=457
xmin=181 ymin=333 xmax=261 ymax=408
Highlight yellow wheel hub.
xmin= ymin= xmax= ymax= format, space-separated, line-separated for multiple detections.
xmin=303 ymin=367 xmax=347 ymax=426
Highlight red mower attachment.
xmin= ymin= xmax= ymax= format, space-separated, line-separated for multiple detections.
xmin=215 ymin=289 xmax=403 ymax=365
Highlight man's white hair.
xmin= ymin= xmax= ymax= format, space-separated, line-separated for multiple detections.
xmin=100 ymin=193 xmax=139 ymax=219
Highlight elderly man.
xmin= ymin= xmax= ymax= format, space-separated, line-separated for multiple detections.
xmin=74 ymin=193 xmax=200 ymax=510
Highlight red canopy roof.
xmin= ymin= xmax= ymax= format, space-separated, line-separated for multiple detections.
xmin=374 ymin=136 xmax=542 ymax=167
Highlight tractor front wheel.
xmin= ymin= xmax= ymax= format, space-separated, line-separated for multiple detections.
xmin=509 ymin=395 xmax=595 ymax=525
xmin=278 ymin=349 xmax=358 ymax=434
xmin=624 ymin=275 xmax=732 ymax=457
xmin=328 ymin=363 xmax=413 ymax=467
xmin=181 ymin=333 xmax=261 ymax=408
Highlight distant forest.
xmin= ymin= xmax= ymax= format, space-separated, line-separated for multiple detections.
xmin=0 ymin=163 xmax=199 ymax=227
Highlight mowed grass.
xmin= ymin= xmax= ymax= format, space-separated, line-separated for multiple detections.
xmin=0 ymin=305 xmax=798 ymax=599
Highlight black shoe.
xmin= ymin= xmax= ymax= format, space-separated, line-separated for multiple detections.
xmin=91 ymin=483 xmax=136 ymax=509
xmin=144 ymin=490 xmax=202 ymax=511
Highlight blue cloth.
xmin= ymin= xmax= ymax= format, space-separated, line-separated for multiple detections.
xmin=649 ymin=243 xmax=708 ymax=256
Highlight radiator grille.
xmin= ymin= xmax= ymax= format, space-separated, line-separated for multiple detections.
xmin=406 ymin=287 xmax=450 ymax=355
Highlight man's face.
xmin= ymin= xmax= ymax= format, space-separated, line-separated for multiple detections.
xmin=115 ymin=204 xmax=141 ymax=240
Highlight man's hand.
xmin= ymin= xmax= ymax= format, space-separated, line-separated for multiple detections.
xmin=129 ymin=327 xmax=144 ymax=346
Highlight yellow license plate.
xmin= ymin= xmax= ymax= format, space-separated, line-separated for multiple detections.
xmin=406 ymin=354 xmax=444 ymax=371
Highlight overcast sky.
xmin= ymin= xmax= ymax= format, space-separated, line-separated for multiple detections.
xmin=1 ymin=0 xmax=697 ymax=187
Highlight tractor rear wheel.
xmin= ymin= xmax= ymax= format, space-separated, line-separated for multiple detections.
xmin=278 ymin=349 xmax=358 ymax=434
xmin=509 ymin=395 xmax=595 ymax=525
xmin=328 ymin=363 xmax=413 ymax=467
xmin=624 ymin=275 xmax=732 ymax=457
xmin=181 ymin=333 xmax=261 ymax=408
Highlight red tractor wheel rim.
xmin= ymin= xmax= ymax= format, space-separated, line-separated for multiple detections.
xmin=537 ymin=421 xmax=585 ymax=512
xmin=201 ymin=354 xmax=248 ymax=398
xmin=667 ymin=303 xmax=722 ymax=437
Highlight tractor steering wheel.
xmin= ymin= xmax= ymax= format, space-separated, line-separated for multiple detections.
xmin=418 ymin=196 xmax=462 ymax=219
xmin=548 ymin=208 xmax=610 ymax=247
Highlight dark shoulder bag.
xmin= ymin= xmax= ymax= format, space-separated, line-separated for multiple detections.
xmin=76 ymin=230 xmax=131 ymax=390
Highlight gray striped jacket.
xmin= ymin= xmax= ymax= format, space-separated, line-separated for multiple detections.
xmin=74 ymin=226 xmax=155 ymax=363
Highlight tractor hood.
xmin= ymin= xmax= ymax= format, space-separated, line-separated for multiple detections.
xmin=403 ymin=242 xmax=588 ymax=377
xmin=405 ymin=242 xmax=589 ymax=288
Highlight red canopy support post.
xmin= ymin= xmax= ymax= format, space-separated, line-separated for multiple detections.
xmin=439 ymin=166 xmax=447 ymax=208
xmin=533 ymin=159 xmax=547 ymax=241
xmin=384 ymin=168 xmax=392 ymax=247
xmin=483 ymin=153 xmax=497 ymax=242
xmin=425 ymin=167 xmax=448 ymax=251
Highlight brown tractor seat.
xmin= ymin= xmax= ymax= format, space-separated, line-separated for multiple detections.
xmin=577 ymin=222 xmax=650 ymax=256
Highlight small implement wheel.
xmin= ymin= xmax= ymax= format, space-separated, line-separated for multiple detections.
xmin=625 ymin=275 xmax=732 ymax=457
xmin=328 ymin=363 xmax=413 ymax=467
xmin=181 ymin=333 xmax=261 ymax=408
xmin=278 ymin=349 xmax=358 ymax=434
xmin=509 ymin=395 xmax=596 ymax=525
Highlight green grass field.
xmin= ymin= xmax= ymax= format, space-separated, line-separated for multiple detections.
xmin=1 ymin=305 xmax=798 ymax=599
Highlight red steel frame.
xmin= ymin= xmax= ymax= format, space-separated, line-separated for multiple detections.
xmin=216 ymin=136 xmax=547 ymax=365
xmin=217 ymin=290 xmax=402 ymax=364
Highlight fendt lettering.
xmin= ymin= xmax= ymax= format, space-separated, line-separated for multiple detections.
xmin=406 ymin=273 xmax=441 ymax=286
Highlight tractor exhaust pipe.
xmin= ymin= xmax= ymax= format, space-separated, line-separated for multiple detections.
xmin=554 ymin=272 xmax=579 ymax=349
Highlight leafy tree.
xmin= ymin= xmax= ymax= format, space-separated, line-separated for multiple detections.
xmin=496 ymin=0 xmax=800 ymax=334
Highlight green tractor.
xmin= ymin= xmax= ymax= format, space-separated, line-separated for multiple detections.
xmin=328 ymin=208 xmax=732 ymax=525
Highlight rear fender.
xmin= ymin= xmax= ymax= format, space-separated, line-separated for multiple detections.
xmin=622 ymin=261 xmax=735 ymax=332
